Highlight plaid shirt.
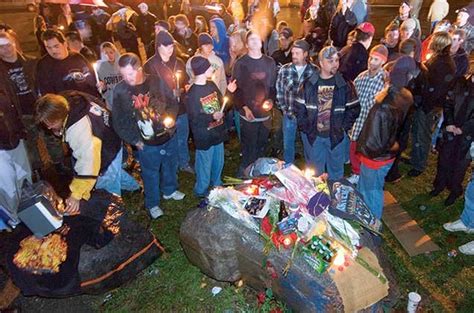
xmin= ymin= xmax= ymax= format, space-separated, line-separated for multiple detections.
xmin=276 ymin=62 xmax=318 ymax=116
xmin=350 ymin=69 xmax=387 ymax=141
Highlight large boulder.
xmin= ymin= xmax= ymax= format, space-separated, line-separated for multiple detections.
xmin=180 ymin=206 xmax=398 ymax=312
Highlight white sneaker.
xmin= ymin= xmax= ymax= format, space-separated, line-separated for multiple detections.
xmin=163 ymin=190 xmax=185 ymax=200
xmin=443 ymin=219 xmax=474 ymax=234
xmin=459 ymin=241 xmax=474 ymax=255
xmin=148 ymin=206 xmax=164 ymax=219
xmin=347 ymin=174 xmax=359 ymax=185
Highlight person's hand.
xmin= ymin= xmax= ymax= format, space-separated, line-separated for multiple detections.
xmin=184 ymin=84 xmax=191 ymax=92
xmin=243 ymin=106 xmax=255 ymax=121
xmin=446 ymin=125 xmax=456 ymax=133
xmin=446 ymin=125 xmax=463 ymax=135
xmin=65 ymin=196 xmax=80 ymax=215
xmin=213 ymin=111 xmax=224 ymax=120
xmin=227 ymin=79 xmax=237 ymax=93
xmin=136 ymin=142 xmax=144 ymax=150
xmin=96 ymin=80 xmax=106 ymax=92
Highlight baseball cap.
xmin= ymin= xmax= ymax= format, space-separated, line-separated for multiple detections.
xmin=319 ymin=45 xmax=339 ymax=60
xmin=279 ymin=27 xmax=293 ymax=39
xmin=357 ymin=22 xmax=375 ymax=36
xmin=155 ymin=30 xmax=174 ymax=47
xmin=292 ymin=39 xmax=310 ymax=52
xmin=198 ymin=33 xmax=213 ymax=46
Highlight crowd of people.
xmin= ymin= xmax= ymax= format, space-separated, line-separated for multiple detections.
xmin=0 ymin=0 xmax=473 ymax=254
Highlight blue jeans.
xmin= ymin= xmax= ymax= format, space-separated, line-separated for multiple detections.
xmin=358 ymin=161 xmax=393 ymax=220
xmin=194 ymin=143 xmax=224 ymax=195
xmin=461 ymin=172 xmax=474 ymax=228
xmin=96 ymin=148 xmax=141 ymax=195
xmin=176 ymin=113 xmax=191 ymax=169
xmin=234 ymin=110 xmax=241 ymax=141
xmin=137 ymin=136 xmax=179 ymax=209
xmin=282 ymin=114 xmax=297 ymax=164
xmin=302 ymin=134 xmax=347 ymax=180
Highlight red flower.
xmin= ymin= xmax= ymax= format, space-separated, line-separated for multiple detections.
xmin=257 ymin=291 xmax=266 ymax=304
xmin=261 ymin=216 xmax=273 ymax=235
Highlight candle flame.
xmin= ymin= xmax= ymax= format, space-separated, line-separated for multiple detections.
xmin=163 ymin=116 xmax=175 ymax=128
xmin=304 ymin=168 xmax=315 ymax=178
xmin=333 ymin=250 xmax=345 ymax=267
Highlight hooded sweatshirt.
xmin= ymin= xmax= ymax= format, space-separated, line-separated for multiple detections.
xmin=96 ymin=46 xmax=122 ymax=110
xmin=210 ymin=18 xmax=230 ymax=65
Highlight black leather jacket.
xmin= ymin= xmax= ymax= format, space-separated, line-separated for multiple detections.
xmin=357 ymin=86 xmax=413 ymax=160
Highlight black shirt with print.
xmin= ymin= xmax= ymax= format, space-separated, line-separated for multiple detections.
xmin=185 ymin=81 xmax=228 ymax=150
xmin=36 ymin=52 xmax=99 ymax=97
xmin=1 ymin=59 xmax=36 ymax=115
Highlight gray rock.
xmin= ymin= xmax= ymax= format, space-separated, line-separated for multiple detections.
xmin=180 ymin=207 xmax=399 ymax=312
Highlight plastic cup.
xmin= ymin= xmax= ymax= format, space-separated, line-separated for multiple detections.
xmin=407 ymin=292 xmax=421 ymax=313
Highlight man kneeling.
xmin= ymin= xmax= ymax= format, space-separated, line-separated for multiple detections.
xmin=35 ymin=91 xmax=122 ymax=214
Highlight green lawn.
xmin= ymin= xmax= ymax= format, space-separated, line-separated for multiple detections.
xmin=102 ymin=138 xmax=474 ymax=312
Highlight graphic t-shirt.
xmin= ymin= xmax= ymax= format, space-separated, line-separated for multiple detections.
xmin=129 ymin=78 xmax=170 ymax=146
xmin=37 ymin=53 xmax=99 ymax=97
xmin=185 ymin=81 xmax=228 ymax=150
xmin=317 ymin=77 xmax=335 ymax=137
xmin=2 ymin=59 xmax=36 ymax=115
xmin=96 ymin=60 xmax=122 ymax=110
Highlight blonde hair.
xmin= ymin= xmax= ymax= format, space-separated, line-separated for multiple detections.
xmin=429 ymin=31 xmax=452 ymax=54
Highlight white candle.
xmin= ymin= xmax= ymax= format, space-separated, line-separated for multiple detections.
xmin=220 ymin=96 xmax=229 ymax=113
xmin=175 ymin=72 xmax=181 ymax=89
xmin=92 ymin=62 xmax=100 ymax=83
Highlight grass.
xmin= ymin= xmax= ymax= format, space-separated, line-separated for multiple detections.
xmin=100 ymin=137 xmax=474 ymax=312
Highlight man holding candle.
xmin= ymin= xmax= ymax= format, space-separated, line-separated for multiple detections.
xmin=185 ymin=56 xmax=237 ymax=197
xmin=113 ymin=53 xmax=183 ymax=219
xmin=232 ymin=30 xmax=277 ymax=177
xmin=294 ymin=46 xmax=359 ymax=180
xmin=144 ymin=30 xmax=194 ymax=174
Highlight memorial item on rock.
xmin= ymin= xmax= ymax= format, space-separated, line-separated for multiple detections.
xmin=185 ymin=158 xmax=392 ymax=312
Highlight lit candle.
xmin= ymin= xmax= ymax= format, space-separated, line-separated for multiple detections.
xmin=175 ymin=72 xmax=181 ymax=89
xmin=175 ymin=72 xmax=181 ymax=100
xmin=304 ymin=168 xmax=315 ymax=179
xmin=163 ymin=116 xmax=175 ymax=129
xmin=262 ymin=100 xmax=272 ymax=112
xmin=220 ymin=96 xmax=229 ymax=113
xmin=92 ymin=62 xmax=102 ymax=95
xmin=281 ymin=235 xmax=294 ymax=249
xmin=92 ymin=62 xmax=100 ymax=84
xmin=332 ymin=250 xmax=345 ymax=267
